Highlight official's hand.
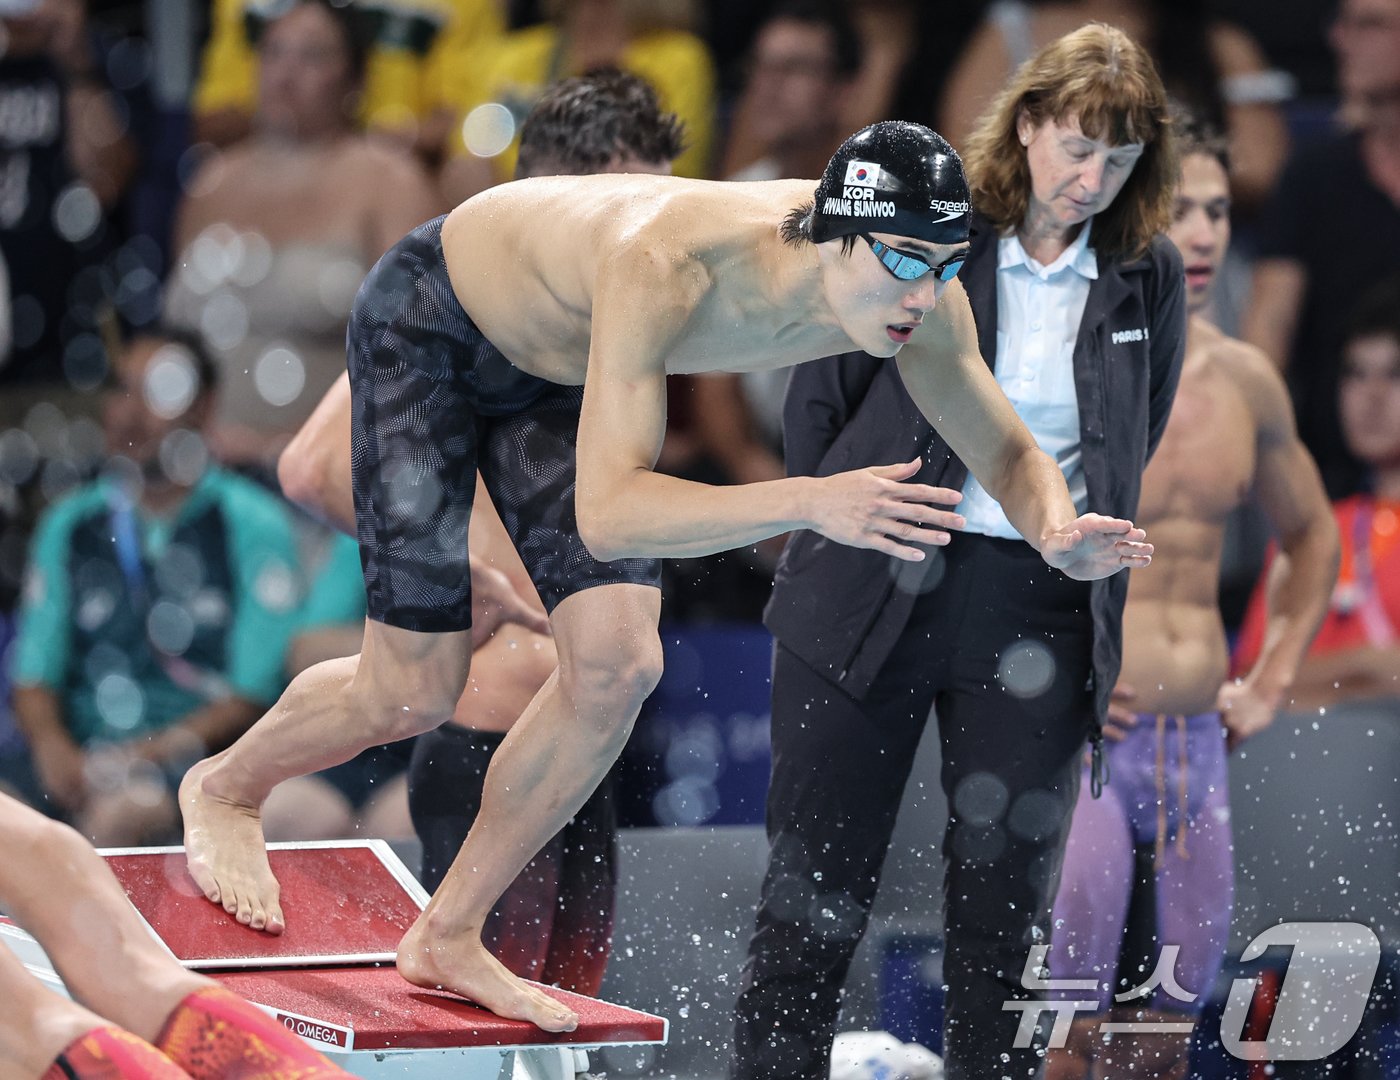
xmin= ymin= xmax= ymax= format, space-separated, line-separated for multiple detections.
xmin=1041 ymin=514 xmax=1152 ymax=580
xmin=809 ymin=458 xmax=965 ymax=562
xmin=1217 ymin=678 xmax=1278 ymax=752
xmin=470 ymin=560 xmax=550 ymax=648
xmin=1103 ymin=682 xmax=1139 ymax=741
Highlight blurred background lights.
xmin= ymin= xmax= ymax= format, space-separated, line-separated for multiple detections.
xmin=147 ymin=599 xmax=195 ymax=655
xmin=24 ymin=402 xmax=67 ymax=456
xmin=158 ymin=428 xmax=209 ymax=486
xmin=143 ymin=345 xmax=199 ymax=418
xmin=191 ymin=223 xmax=242 ymax=282
xmin=385 ymin=461 xmax=444 ymax=519
xmin=230 ymin=231 xmax=273 ymax=288
xmin=51 ymin=183 xmax=102 ymax=245
xmin=652 ymin=776 xmax=720 ymax=827
xmin=317 ymin=259 xmax=363 ymax=314
xmin=62 ymin=332 xmax=110 ymax=390
xmin=254 ymin=345 xmax=306 ymax=407
xmin=199 ymin=290 xmax=248 ymax=351
xmin=663 ymin=720 xmax=723 ymax=784
xmin=953 ymin=771 xmax=1009 ymax=827
xmin=153 ymin=542 xmax=205 ymax=599
xmin=82 ymin=641 xmax=130 ymax=685
xmin=462 ymin=103 xmax=515 ymax=158
xmin=996 ymin=638 xmax=1056 ymax=699
xmin=94 ymin=672 xmax=144 ymax=732
xmin=0 ymin=428 xmax=39 ymax=486
xmin=252 ymin=559 xmax=298 ymax=613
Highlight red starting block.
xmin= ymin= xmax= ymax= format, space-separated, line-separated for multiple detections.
xmin=4 ymin=841 xmax=666 ymax=1078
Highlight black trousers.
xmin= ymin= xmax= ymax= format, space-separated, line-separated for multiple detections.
xmin=731 ymin=534 xmax=1096 ymax=1080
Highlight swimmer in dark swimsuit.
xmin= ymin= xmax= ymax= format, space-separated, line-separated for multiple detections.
xmin=181 ymin=118 xmax=1154 ymax=1032
xmin=278 ymin=69 xmax=686 ymax=998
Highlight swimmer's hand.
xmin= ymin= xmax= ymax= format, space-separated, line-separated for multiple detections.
xmin=1217 ymin=678 xmax=1279 ymax=752
xmin=1103 ymin=683 xmax=1139 ymax=741
xmin=470 ymin=561 xmax=550 ymax=648
xmin=1039 ymin=514 xmax=1152 ymax=580
xmin=809 ymin=458 xmax=965 ymax=562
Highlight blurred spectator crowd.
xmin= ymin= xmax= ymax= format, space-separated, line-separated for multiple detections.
xmin=0 ymin=0 xmax=1396 ymax=847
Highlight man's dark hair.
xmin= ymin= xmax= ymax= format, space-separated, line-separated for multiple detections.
xmin=780 ymin=200 xmax=856 ymax=255
xmin=515 ymin=68 xmax=687 ymax=179
xmin=1172 ymin=102 xmax=1230 ymax=173
xmin=1343 ymin=277 xmax=1400 ymax=352
xmin=763 ymin=0 xmax=862 ymax=79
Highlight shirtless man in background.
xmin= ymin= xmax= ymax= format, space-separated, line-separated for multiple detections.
xmin=1045 ymin=119 xmax=1340 ymax=1080
xmin=179 ymin=121 xmax=1153 ymax=1031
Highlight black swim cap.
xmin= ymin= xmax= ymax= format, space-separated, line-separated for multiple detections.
xmin=810 ymin=121 xmax=972 ymax=246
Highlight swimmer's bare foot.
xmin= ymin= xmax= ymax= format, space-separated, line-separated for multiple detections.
xmin=179 ymin=757 xmax=285 ymax=934
xmin=397 ymin=915 xmax=578 ymax=1032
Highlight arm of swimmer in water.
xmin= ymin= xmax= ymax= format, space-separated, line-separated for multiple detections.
xmin=1224 ymin=348 xmax=1340 ymax=733
xmin=575 ymin=248 xmax=965 ymax=564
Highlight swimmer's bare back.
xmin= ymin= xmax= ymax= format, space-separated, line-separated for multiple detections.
xmin=441 ymin=175 xmax=856 ymax=384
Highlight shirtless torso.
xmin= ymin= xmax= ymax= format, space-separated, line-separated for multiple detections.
xmin=180 ymin=124 xmax=1156 ymax=1036
xmin=1118 ymin=319 xmax=1263 ymax=713
xmin=1047 ymin=140 xmax=1336 ymax=1080
xmin=439 ymin=171 xmax=1056 ymax=567
xmin=443 ymin=175 xmax=894 ymax=382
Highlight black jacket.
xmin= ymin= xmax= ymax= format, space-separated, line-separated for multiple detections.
xmin=764 ymin=220 xmax=1187 ymax=726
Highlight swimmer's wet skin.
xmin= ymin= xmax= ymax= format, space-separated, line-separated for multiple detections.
xmin=180 ymin=119 xmax=1150 ymax=1036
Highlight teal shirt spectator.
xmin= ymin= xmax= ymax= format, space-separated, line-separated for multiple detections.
xmin=10 ymin=467 xmax=303 ymax=746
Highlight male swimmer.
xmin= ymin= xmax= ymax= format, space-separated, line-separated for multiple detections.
xmin=1045 ymin=119 xmax=1339 ymax=1080
xmin=180 ymin=121 xmax=1153 ymax=1031
xmin=0 ymin=790 xmax=350 ymax=1079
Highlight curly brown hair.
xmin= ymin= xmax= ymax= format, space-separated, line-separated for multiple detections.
xmin=962 ymin=23 xmax=1177 ymax=260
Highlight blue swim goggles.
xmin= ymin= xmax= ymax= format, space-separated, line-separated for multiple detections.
xmin=861 ymin=234 xmax=967 ymax=283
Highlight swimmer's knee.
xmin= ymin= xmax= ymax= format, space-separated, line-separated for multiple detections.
xmin=351 ymin=683 xmax=461 ymax=742
xmin=559 ymin=631 xmax=663 ymax=729
xmin=352 ymin=623 xmax=473 ymax=739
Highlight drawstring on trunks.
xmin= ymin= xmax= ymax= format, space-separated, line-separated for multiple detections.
xmin=1153 ymin=714 xmax=1191 ymax=866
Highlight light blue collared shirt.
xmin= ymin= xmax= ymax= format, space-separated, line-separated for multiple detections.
xmin=959 ymin=224 xmax=1098 ymax=539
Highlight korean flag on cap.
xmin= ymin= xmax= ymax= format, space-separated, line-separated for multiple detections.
xmin=844 ymin=160 xmax=881 ymax=187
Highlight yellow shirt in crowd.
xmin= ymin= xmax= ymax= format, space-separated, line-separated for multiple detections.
xmin=452 ymin=23 xmax=717 ymax=179
xmin=195 ymin=0 xmax=503 ymax=133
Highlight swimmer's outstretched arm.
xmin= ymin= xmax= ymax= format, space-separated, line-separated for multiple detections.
xmin=575 ymin=262 xmax=966 ymax=565
xmin=894 ymin=282 xmax=1153 ymax=580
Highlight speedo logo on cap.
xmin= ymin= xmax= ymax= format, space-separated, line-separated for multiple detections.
xmin=929 ymin=198 xmax=970 ymax=223
xmin=844 ymin=160 xmax=882 ymax=187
